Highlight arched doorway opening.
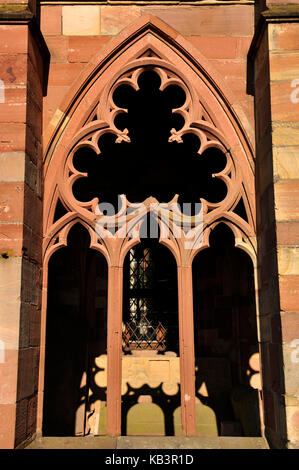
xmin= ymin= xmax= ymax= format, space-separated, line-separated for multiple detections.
xmin=42 ymin=224 xmax=108 ymax=436
xmin=193 ymin=223 xmax=261 ymax=437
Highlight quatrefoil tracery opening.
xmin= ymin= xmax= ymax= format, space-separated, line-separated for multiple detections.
xmin=70 ymin=68 xmax=230 ymax=216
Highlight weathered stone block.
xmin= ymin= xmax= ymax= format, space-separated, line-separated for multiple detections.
xmin=0 ymin=223 xmax=23 ymax=257
xmin=1 ymin=123 xmax=26 ymax=153
xmin=45 ymin=36 xmax=68 ymax=64
xmin=279 ymin=275 xmax=299 ymax=312
xmin=0 ymin=182 xmax=24 ymax=223
xmin=0 ymin=349 xmax=19 ymax=404
xmin=288 ymin=407 xmax=299 ymax=442
xmin=43 ymin=85 xmax=69 ymax=132
xmin=141 ymin=5 xmax=254 ymax=37
xmin=270 ymin=52 xmax=299 ymax=81
xmin=40 ymin=6 xmax=62 ymax=36
xmin=273 ymin=147 xmax=299 ymax=180
xmin=0 ymin=25 xmax=28 ymax=54
xmin=271 ymin=80 xmax=299 ymax=123
xmin=272 ymin=124 xmax=299 ymax=147
xmin=269 ymin=23 xmax=299 ymax=52
xmin=101 ymin=6 xmax=141 ymax=35
xmin=0 ymin=404 xmax=16 ymax=449
xmin=277 ymin=247 xmax=299 ymax=276
xmin=62 ymin=6 xmax=100 ymax=36
xmin=276 ymin=221 xmax=299 ymax=246
xmin=0 ymin=102 xmax=26 ymax=124
xmin=48 ymin=63 xmax=85 ymax=87
xmin=0 ymin=53 xmax=27 ymax=87
xmin=274 ymin=180 xmax=299 ymax=221
xmin=283 ymin=343 xmax=299 ymax=397
xmin=68 ymin=36 xmax=112 ymax=63
xmin=0 ymin=152 xmax=25 ymax=182
xmin=188 ymin=36 xmax=239 ymax=60
xmin=281 ymin=313 xmax=299 ymax=344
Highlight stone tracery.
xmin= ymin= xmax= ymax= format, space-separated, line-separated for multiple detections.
xmin=41 ymin=16 xmax=257 ymax=437
xmin=45 ymin=60 xmax=255 ymax=264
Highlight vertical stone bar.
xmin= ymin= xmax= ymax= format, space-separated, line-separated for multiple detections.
xmin=106 ymin=265 xmax=123 ymax=436
xmin=177 ymin=265 xmax=196 ymax=436
xmin=36 ymin=269 xmax=48 ymax=434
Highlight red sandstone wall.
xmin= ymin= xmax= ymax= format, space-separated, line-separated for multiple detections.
xmin=253 ymin=13 xmax=299 ymax=449
xmin=0 ymin=1 xmax=45 ymax=448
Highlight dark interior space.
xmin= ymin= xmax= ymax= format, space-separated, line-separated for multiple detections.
xmin=43 ymin=224 xmax=108 ymax=436
xmin=122 ymin=237 xmax=179 ymax=355
xmin=121 ymin=237 xmax=180 ymax=436
xmin=193 ymin=223 xmax=261 ymax=437
xmin=72 ymin=69 xmax=227 ymax=214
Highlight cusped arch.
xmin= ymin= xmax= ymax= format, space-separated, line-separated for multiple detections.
xmin=43 ymin=14 xmax=256 ymax=267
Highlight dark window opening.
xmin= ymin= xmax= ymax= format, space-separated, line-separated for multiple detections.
xmin=192 ymin=223 xmax=261 ymax=437
xmin=43 ymin=224 xmax=108 ymax=436
xmin=122 ymin=236 xmax=179 ymax=354
xmin=72 ymin=70 xmax=227 ymax=214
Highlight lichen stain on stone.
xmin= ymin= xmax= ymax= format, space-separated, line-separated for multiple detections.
xmin=1 ymin=250 xmax=13 ymax=259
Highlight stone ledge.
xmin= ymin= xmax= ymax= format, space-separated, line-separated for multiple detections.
xmin=25 ymin=435 xmax=270 ymax=449
xmin=117 ymin=436 xmax=270 ymax=449
xmin=263 ymin=5 xmax=299 ymax=19
xmin=0 ymin=5 xmax=34 ymax=22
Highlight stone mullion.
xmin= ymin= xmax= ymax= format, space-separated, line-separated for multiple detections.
xmin=177 ymin=264 xmax=196 ymax=436
xmin=106 ymin=264 xmax=123 ymax=437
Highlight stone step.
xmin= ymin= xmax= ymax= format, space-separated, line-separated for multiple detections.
xmin=25 ymin=435 xmax=269 ymax=450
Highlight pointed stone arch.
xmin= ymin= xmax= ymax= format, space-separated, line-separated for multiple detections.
xmin=39 ymin=14 xmax=257 ymax=437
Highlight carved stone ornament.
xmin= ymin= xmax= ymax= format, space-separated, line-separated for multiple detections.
xmin=44 ymin=52 xmax=256 ymax=268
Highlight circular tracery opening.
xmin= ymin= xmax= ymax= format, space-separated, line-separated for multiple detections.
xmin=72 ymin=69 xmax=228 ymax=214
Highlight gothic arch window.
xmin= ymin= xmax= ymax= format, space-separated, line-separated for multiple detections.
xmin=41 ymin=15 xmax=257 ymax=438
